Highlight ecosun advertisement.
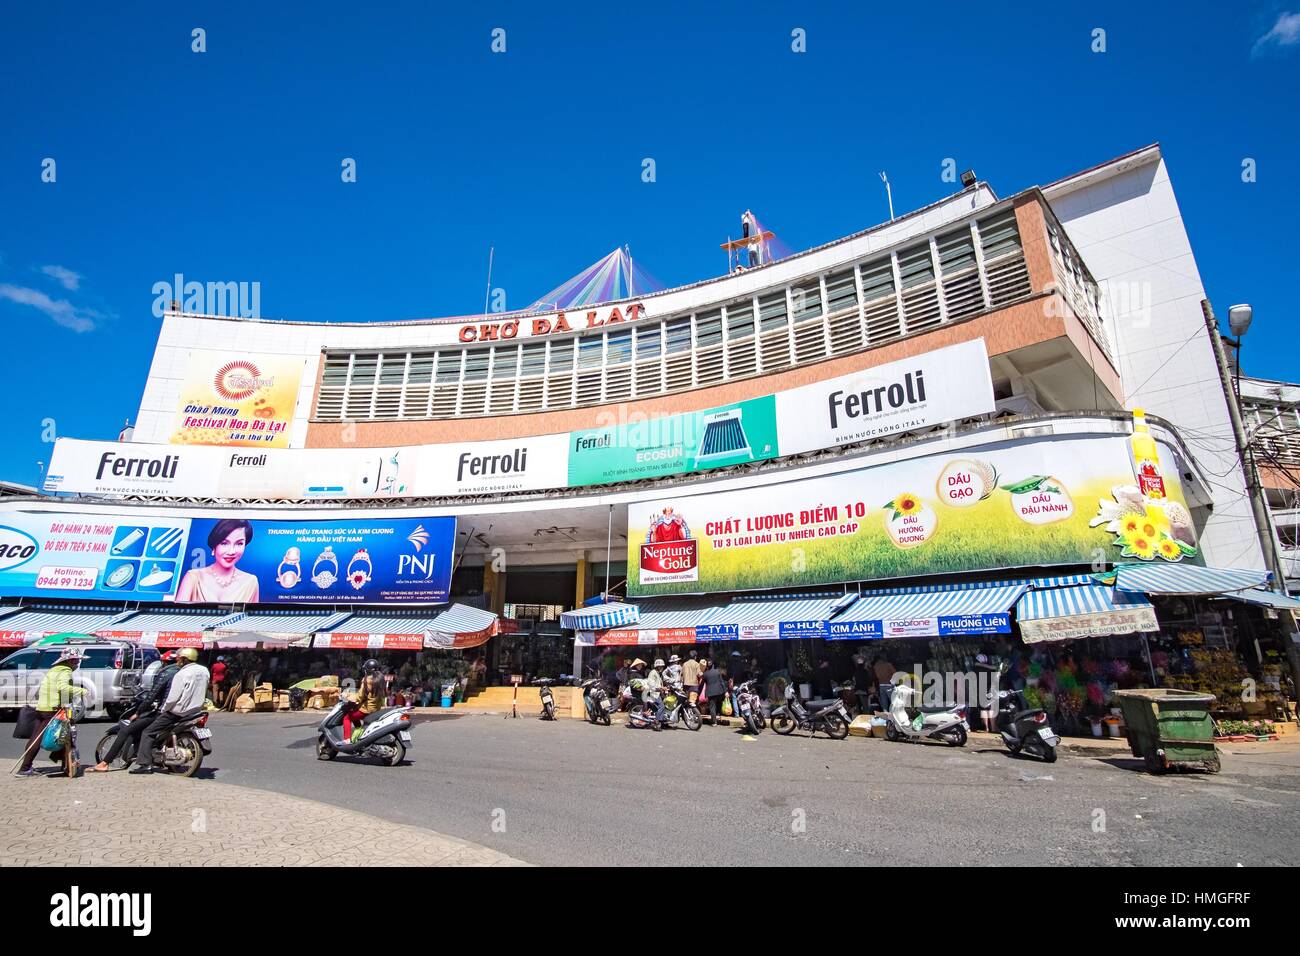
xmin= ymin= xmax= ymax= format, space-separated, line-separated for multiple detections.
xmin=627 ymin=433 xmax=1201 ymax=596
xmin=0 ymin=510 xmax=456 ymax=605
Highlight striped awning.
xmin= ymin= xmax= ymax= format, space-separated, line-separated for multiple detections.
xmin=1215 ymin=587 xmax=1300 ymax=612
xmin=634 ymin=597 xmax=731 ymax=630
xmin=833 ymin=582 xmax=1027 ymax=639
xmin=1017 ymin=585 xmax=1158 ymax=644
xmin=423 ymin=604 xmax=499 ymax=649
xmin=211 ymin=611 xmax=352 ymax=647
xmin=95 ymin=609 xmax=237 ymax=646
xmin=0 ymin=608 xmax=134 ymax=646
xmin=1113 ymin=563 xmax=1270 ymax=596
xmin=560 ymin=602 xmax=640 ymax=630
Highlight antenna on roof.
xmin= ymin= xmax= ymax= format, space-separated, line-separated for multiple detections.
xmin=483 ymin=246 xmax=495 ymax=316
xmin=879 ymin=171 xmax=895 ymax=222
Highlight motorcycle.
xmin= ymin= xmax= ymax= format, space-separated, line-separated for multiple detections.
xmin=534 ymin=678 xmax=559 ymax=720
xmin=315 ymin=700 xmax=412 ymax=765
xmin=581 ymin=675 xmax=614 ymax=726
xmin=978 ymin=660 xmax=1059 ymax=762
xmin=94 ymin=699 xmax=212 ymax=777
xmin=734 ymin=679 xmax=767 ymax=735
xmin=627 ymin=681 xmax=702 ymax=731
xmin=883 ymin=675 xmax=969 ymax=746
xmin=770 ymin=683 xmax=850 ymax=739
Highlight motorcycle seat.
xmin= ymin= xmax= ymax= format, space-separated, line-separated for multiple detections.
xmin=806 ymin=698 xmax=840 ymax=709
xmin=1013 ymin=708 xmax=1046 ymax=721
xmin=173 ymin=706 xmax=207 ymax=721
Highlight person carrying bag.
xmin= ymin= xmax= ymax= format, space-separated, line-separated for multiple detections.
xmin=15 ymin=650 xmax=85 ymax=777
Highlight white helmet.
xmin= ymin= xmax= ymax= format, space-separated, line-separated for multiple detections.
xmin=667 ymin=655 xmax=681 ymax=664
xmin=653 ymin=658 xmax=665 ymax=668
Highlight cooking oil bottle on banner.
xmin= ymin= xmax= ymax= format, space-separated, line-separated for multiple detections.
xmin=1129 ymin=408 xmax=1166 ymax=500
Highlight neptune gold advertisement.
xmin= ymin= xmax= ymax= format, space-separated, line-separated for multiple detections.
xmin=628 ymin=434 xmax=1200 ymax=596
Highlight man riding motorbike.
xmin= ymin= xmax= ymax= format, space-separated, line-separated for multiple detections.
xmin=643 ymin=658 xmax=668 ymax=727
xmin=134 ymin=647 xmax=209 ymax=774
xmin=91 ymin=650 xmax=180 ymax=772
xmin=342 ymin=659 xmax=386 ymax=742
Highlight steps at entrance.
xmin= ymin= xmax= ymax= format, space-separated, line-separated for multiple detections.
xmin=457 ymin=684 xmax=584 ymax=718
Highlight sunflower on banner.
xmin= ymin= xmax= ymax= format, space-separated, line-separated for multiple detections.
xmin=1090 ymin=484 xmax=1198 ymax=563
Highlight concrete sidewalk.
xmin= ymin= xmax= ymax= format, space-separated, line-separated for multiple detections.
xmin=1 ymin=764 xmax=529 ymax=867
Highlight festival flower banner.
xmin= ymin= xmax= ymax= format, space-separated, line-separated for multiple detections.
xmin=170 ymin=350 xmax=305 ymax=448
xmin=627 ymin=433 xmax=1199 ymax=596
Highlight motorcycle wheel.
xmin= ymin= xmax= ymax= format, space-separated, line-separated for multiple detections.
xmin=744 ymin=713 xmax=761 ymax=735
xmin=944 ymin=725 xmax=968 ymax=747
xmin=771 ymin=712 xmax=796 ymax=735
xmin=600 ymin=710 xmax=611 ymax=726
xmin=885 ymin=722 xmax=900 ymax=742
xmin=167 ymin=733 xmax=204 ymax=777
xmin=542 ymin=703 xmax=555 ymax=721
xmin=627 ymin=703 xmax=646 ymax=727
xmin=1040 ymin=743 xmax=1058 ymax=763
xmin=823 ymin=712 xmax=850 ymax=740
xmin=683 ymin=706 xmax=702 ymax=732
xmin=386 ymin=739 xmax=406 ymax=767
xmin=94 ymin=729 xmax=122 ymax=767
xmin=755 ymin=712 xmax=766 ymax=729
xmin=316 ymin=735 xmax=337 ymax=760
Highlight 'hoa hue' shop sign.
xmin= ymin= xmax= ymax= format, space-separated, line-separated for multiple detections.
xmin=456 ymin=304 xmax=646 ymax=342
xmin=626 ymin=433 xmax=1201 ymax=596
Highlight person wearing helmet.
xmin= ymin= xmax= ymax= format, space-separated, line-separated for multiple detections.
xmin=17 ymin=650 xmax=86 ymax=776
xmin=642 ymin=658 xmax=667 ymax=729
xmin=91 ymin=650 xmax=182 ymax=772
xmin=663 ymin=654 xmax=683 ymax=687
xmin=134 ymin=647 xmax=209 ymax=773
xmin=343 ymin=659 xmax=385 ymax=743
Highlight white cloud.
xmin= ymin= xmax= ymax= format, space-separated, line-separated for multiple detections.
xmin=0 ymin=283 xmax=103 ymax=333
xmin=40 ymin=264 xmax=83 ymax=291
xmin=1253 ymin=11 xmax=1300 ymax=55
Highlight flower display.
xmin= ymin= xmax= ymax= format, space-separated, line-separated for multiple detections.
xmin=1091 ymin=484 xmax=1198 ymax=562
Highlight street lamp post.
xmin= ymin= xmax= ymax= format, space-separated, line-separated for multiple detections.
xmin=1201 ymin=298 xmax=1300 ymax=707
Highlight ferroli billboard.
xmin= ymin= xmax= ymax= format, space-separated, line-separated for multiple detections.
xmin=0 ymin=510 xmax=455 ymax=605
xmin=627 ymin=431 xmax=1200 ymax=596
xmin=47 ymin=339 xmax=995 ymax=499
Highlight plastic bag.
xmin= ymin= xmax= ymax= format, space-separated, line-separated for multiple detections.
xmin=41 ymin=716 xmax=69 ymax=752
xmin=722 ymin=697 xmax=733 ymax=717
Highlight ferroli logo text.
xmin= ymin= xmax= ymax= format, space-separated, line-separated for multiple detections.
xmin=49 ymin=885 xmax=151 ymax=937
xmin=827 ymin=370 xmax=926 ymax=429
xmin=96 ymin=453 xmax=180 ymax=481
xmin=457 ymin=448 xmax=527 ymax=482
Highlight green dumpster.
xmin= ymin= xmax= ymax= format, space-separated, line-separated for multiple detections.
xmin=1114 ymin=688 xmax=1220 ymax=774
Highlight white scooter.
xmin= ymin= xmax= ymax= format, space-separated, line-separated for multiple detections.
xmin=883 ymin=675 xmax=969 ymax=747
xmin=315 ymin=700 xmax=413 ymax=766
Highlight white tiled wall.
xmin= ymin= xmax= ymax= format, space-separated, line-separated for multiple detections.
xmin=1046 ymin=154 xmax=1264 ymax=570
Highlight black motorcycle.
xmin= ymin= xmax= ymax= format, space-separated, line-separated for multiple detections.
xmin=769 ymin=683 xmax=850 ymax=739
xmin=977 ymin=659 xmax=1060 ymax=762
xmin=581 ymin=675 xmax=614 ymax=726
xmin=534 ymin=678 xmax=559 ymax=720
xmin=734 ymin=679 xmax=767 ymax=735
xmin=95 ymin=698 xmax=212 ymax=777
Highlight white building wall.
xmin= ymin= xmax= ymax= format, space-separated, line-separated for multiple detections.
xmin=1045 ymin=148 xmax=1263 ymax=570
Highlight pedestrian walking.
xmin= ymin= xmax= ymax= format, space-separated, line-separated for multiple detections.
xmin=16 ymin=650 xmax=86 ymax=777
xmin=702 ymin=658 xmax=729 ymax=725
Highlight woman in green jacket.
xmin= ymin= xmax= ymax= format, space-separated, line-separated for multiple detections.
xmin=17 ymin=651 xmax=86 ymax=776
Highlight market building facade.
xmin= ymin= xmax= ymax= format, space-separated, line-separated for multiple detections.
xmin=4 ymin=143 xmax=1296 ymax=730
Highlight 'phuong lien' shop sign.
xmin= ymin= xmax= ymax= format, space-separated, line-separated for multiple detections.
xmin=627 ymin=431 xmax=1202 ymax=597
xmin=0 ymin=508 xmax=456 ymax=605
xmin=46 ymin=339 xmax=994 ymax=499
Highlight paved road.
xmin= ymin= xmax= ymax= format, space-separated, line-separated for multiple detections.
xmin=4 ymin=712 xmax=1298 ymax=866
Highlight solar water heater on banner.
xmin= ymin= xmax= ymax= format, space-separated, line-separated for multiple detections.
xmin=693 ymin=409 xmax=752 ymax=466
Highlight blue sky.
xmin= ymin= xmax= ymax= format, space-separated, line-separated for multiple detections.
xmin=1 ymin=2 xmax=1297 ymax=486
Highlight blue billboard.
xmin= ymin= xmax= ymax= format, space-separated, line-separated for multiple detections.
xmin=0 ymin=510 xmax=456 ymax=605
